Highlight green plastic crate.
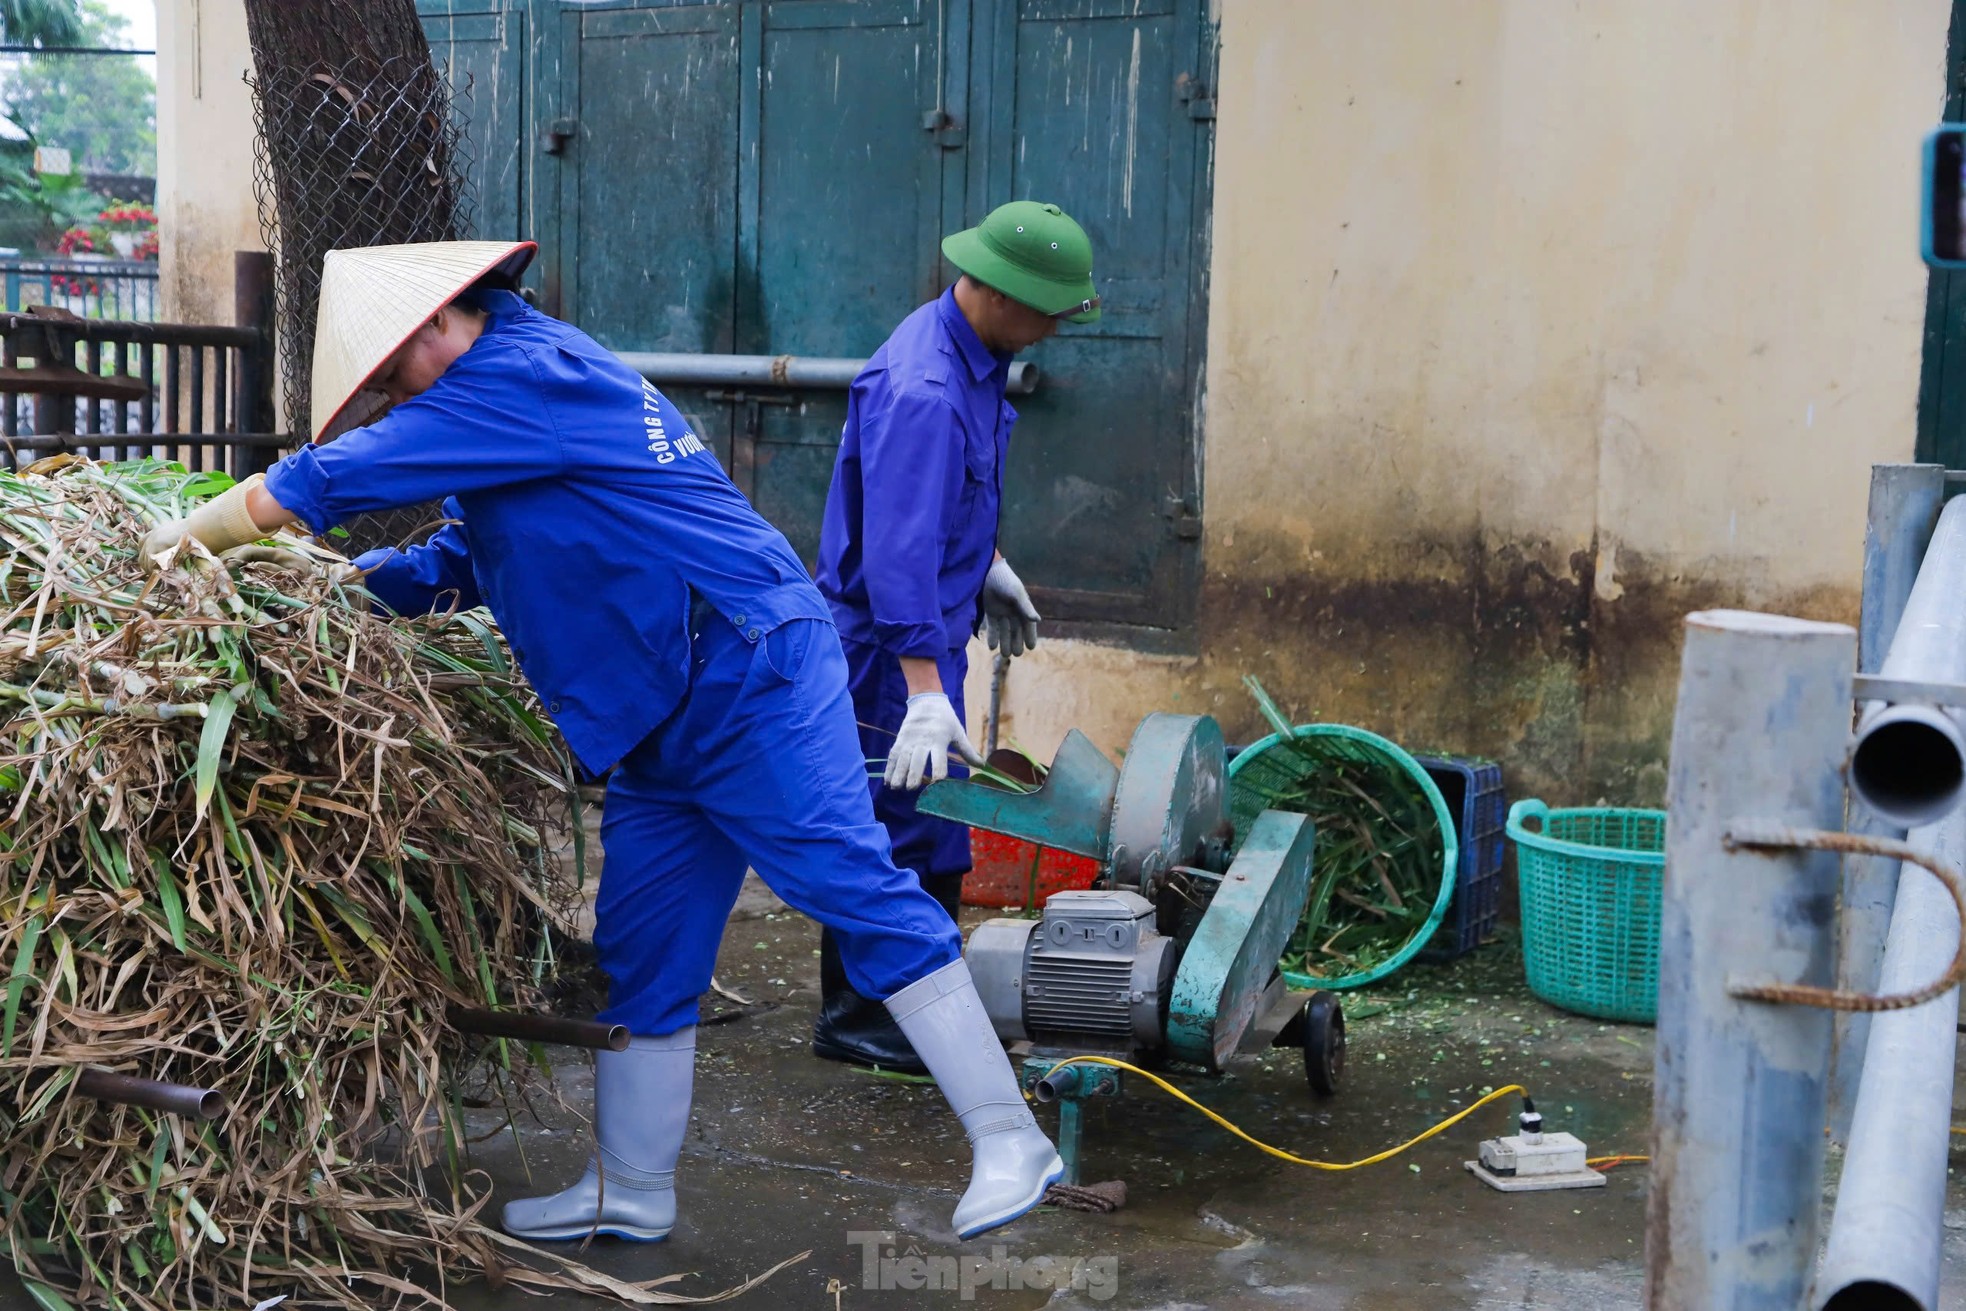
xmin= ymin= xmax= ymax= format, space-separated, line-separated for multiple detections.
xmin=1508 ymin=800 xmax=1665 ymax=1024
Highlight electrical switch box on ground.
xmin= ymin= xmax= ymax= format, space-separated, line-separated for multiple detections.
xmin=1466 ymin=1127 xmax=1606 ymax=1193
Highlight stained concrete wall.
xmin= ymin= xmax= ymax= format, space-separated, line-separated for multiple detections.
xmin=155 ymin=0 xmax=264 ymax=327
xmin=973 ymin=0 xmax=1952 ymax=806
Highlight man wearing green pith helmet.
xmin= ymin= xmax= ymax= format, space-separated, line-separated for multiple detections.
xmin=812 ymin=201 xmax=1099 ymax=1070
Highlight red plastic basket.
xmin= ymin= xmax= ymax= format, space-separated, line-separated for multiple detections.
xmin=962 ymin=829 xmax=1101 ymax=909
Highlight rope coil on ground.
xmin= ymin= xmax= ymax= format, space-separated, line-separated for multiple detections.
xmin=1722 ymin=825 xmax=1966 ymax=1012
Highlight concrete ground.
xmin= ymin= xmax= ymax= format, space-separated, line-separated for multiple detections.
xmin=10 ymin=873 xmax=1966 ymax=1307
xmin=447 ymin=882 xmax=1664 ymax=1310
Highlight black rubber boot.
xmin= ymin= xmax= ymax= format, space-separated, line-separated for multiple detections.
xmin=811 ymin=873 xmax=964 ymax=1073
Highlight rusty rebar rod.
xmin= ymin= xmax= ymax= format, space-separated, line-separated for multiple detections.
xmin=445 ymin=1006 xmax=628 ymax=1051
xmin=73 ymin=1069 xmax=225 ymax=1121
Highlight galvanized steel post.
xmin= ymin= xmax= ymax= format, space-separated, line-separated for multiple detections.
xmin=1815 ymin=490 xmax=1966 ymax=1311
xmin=1814 ymin=810 xmax=1963 ymax=1311
xmin=1646 ymin=610 xmax=1855 ymax=1310
xmin=1834 ymin=463 xmax=1946 ymax=1140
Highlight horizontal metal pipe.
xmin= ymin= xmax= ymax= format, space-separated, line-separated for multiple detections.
xmin=619 ymin=351 xmax=1041 ymax=396
xmin=1816 ymin=808 xmax=1966 ymax=1311
xmin=0 ymin=315 xmax=255 ymax=348
xmin=1851 ymin=497 xmax=1966 ymax=828
xmin=1849 ymin=703 xmax=1966 ymax=828
xmin=2 ymin=433 xmax=297 ymax=454
xmin=446 ymin=1005 xmax=629 ymax=1051
xmin=74 ymin=1068 xmax=224 ymax=1121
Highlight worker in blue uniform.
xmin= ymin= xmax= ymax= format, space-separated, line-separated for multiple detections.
xmin=810 ymin=202 xmax=1099 ymax=1071
xmin=136 ymin=239 xmax=1064 ymax=1243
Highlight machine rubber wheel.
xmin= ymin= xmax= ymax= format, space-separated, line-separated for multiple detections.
xmin=1302 ymin=991 xmax=1345 ymax=1097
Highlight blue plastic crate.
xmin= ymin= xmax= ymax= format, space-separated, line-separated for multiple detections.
xmin=1415 ymin=754 xmax=1506 ymax=960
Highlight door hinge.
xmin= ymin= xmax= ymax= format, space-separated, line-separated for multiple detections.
xmin=922 ymin=108 xmax=966 ymax=150
xmin=1163 ymin=494 xmax=1203 ymax=540
xmin=1177 ymin=74 xmax=1216 ymax=121
xmin=541 ymin=117 xmax=577 ymax=155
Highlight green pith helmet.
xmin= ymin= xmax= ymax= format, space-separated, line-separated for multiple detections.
xmin=942 ymin=201 xmax=1100 ymax=324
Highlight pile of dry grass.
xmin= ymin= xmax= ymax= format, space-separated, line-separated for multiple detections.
xmin=0 ymin=459 xmax=796 ymax=1308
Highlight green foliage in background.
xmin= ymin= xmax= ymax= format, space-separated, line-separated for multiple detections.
xmin=2 ymin=0 xmax=154 ymax=174
xmin=0 ymin=0 xmax=81 ymax=49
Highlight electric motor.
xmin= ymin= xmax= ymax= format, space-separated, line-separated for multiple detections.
xmin=965 ymin=890 xmax=1178 ymax=1050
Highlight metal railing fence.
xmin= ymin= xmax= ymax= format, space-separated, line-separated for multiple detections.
xmin=0 ymin=253 xmax=281 ymax=478
xmin=0 ymin=257 xmax=160 ymax=322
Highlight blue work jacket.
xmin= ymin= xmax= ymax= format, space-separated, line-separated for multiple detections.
xmin=814 ymin=286 xmax=1015 ymax=659
xmin=263 ymin=290 xmax=831 ymax=773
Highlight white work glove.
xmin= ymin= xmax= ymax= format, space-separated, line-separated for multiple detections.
xmin=885 ymin=692 xmax=984 ymax=792
xmin=141 ymin=475 xmax=268 ymax=571
xmin=981 ymin=557 xmax=1041 ymax=657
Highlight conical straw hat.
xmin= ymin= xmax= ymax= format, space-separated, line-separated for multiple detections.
xmin=309 ymin=239 xmax=536 ymax=441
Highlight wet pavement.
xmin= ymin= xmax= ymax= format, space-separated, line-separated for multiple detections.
xmin=13 ymin=874 xmax=1966 ymax=1308
xmin=446 ymin=884 xmax=1666 ymax=1310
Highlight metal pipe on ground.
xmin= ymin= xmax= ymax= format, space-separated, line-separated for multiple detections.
xmin=1645 ymin=610 xmax=1855 ymax=1310
xmin=74 ymin=1069 xmax=225 ymax=1121
xmin=1850 ymin=496 xmax=1966 ymax=828
xmin=1814 ymin=808 xmax=1964 ymax=1311
xmin=446 ymin=1005 xmax=629 ymax=1051
xmin=619 ymin=351 xmax=1041 ymax=397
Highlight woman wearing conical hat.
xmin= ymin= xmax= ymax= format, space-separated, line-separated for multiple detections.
xmin=139 ymin=239 xmax=1063 ymax=1244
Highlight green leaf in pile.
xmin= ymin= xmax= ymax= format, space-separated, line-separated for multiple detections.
xmin=2 ymin=913 xmax=43 ymax=1057
xmin=451 ymin=610 xmax=509 ymax=674
xmin=177 ymin=471 xmax=236 ymax=500
xmin=150 ymin=852 xmax=187 ymax=952
xmin=193 ymin=689 xmax=238 ymax=811
xmin=21 ymin=1278 xmax=77 ymax=1311
xmin=398 ymin=880 xmax=454 ymax=985
xmin=144 ymin=1126 xmax=169 ymax=1206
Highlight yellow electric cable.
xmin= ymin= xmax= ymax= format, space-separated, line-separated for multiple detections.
xmin=1035 ymin=1055 xmax=1529 ymax=1172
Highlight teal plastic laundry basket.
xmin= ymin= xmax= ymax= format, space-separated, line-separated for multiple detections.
xmin=1507 ymin=800 xmax=1665 ymax=1023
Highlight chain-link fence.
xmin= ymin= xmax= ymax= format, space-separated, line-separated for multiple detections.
xmin=248 ymin=53 xmax=475 ymax=555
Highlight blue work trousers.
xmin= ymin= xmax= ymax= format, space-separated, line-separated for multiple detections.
xmin=592 ymin=616 xmax=962 ymax=1036
xmin=841 ymin=637 xmax=974 ymax=879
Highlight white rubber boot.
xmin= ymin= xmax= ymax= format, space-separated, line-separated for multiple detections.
xmin=500 ymin=1027 xmax=694 ymax=1242
xmin=886 ymin=959 xmax=1063 ymax=1239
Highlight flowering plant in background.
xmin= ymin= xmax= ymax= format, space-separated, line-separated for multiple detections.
xmin=95 ymin=201 xmax=156 ymax=232
xmin=88 ymin=200 xmax=158 ymax=262
xmin=53 ymin=225 xmax=93 ymax=257
xmin=51 ymin=224 xmax=99 ymax=295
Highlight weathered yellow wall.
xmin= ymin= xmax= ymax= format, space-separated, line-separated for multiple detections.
xmin=974 ymin=0 xmax=1950 ymax=806
xmin=156 ymin=0 xmax=264 ymax=326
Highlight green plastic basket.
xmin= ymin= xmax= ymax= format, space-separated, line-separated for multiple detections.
xmin=1228 ymin=724 xmax=1457 ymax=991
xmin=1507 ymin=800 xmax=1665 ymax=1024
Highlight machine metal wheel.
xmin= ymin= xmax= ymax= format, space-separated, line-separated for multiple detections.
xmin=1302 ymin=991 xmax=1345 ymax=1096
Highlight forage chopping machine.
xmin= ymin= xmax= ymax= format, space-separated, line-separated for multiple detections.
xmin=919 ymin=713 xmax=1345 ymax=1183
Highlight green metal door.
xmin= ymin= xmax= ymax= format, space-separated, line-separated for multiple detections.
xmin=552 ymin=3 xmax=745 ymax=466
xmin=418 ymin=4 xmax=527 ymax=244
xmin=550 ymin=0 xmax=948 ymax=560
xmin=968 ymin=0 xmax=1213 ymax=630
xmin=1921 ymin=0 xmax=1966 ymax=467
xmin=742 ymin=0 xmax=950 ymax=560
xmin=424 ymin=0 xmax=1216 ymax=633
